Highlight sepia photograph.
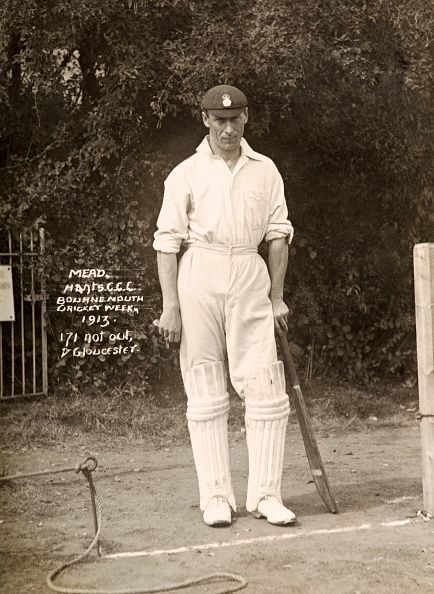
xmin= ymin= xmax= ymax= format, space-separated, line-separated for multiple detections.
xmin=0 ymin=1 xmax=433 ymax=592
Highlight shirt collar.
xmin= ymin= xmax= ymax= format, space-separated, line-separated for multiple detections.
xmin=196 ymin=137 xmax=264 ymax=161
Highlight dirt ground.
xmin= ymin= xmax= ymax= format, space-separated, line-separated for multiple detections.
xmin=1 ymin=420 xmax=433 ymax=594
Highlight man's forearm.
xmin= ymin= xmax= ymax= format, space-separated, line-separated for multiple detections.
xmin=157 ymin=252 xmax=180 ymax=309
xmin=268 ymin=238 xmax=288 ymax=299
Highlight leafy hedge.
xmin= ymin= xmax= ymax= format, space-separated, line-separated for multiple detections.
xmin=0 ymin=0 xmax=432 ymax=390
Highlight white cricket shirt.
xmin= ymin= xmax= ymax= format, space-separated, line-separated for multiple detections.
xmin=153 ymin=137 xmax=294 ymax=253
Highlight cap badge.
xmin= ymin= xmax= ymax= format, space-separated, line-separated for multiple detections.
xmin=222 ymin=93 xmax=232 ymax=107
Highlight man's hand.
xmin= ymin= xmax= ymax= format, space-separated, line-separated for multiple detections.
xmin=268 ymin=238 xmax=289 ymax=336
xmin=156 ymin=252 xmax=181 ymax=344
xmin=271 ymin=297 xmax=289 ymax=336
xmin=158 ymin=306 xmax=182 ymax=343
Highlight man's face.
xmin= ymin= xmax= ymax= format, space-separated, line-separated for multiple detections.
xmin=202 ymin=109 xmax=249 ymax=153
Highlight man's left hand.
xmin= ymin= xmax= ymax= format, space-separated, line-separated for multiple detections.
xmin=271 ymin=298 xmax=289 ymax=336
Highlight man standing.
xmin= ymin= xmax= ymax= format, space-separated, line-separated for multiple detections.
xmin=153 ymin=85 xmax=295 ymax=527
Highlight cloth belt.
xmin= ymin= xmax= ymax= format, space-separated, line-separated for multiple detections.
xmin=186 ymin=243 xmax=258 ymax=256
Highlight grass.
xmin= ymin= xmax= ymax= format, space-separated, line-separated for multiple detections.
xmin=0 ymin=381 xmax=189 ymax=449
xmin=0 ymin=376 xmax=419 ymax=451
xmin=302 ymin=379 xmax=418 ymax=420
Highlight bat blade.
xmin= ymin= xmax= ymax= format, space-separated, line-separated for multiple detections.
xmin=278 ymin=333 xmax=338 ymax=514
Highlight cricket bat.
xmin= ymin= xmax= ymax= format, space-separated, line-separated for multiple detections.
xmin=278 ymin=332 xmax=339 ymax=513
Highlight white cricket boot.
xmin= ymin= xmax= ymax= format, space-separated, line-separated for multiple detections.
xmin=244 ymin=361 xmax=296 ymax=524
xmin=203 ymin=495 xmax=232 ymax=527
xmin=185 ymin=362 xmax=236 ymax=524
xmin=253 ymin=495 xmax=296 ymax=525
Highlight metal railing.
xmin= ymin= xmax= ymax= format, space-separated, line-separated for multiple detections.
xmin=0 ymin=228 xmax=48 ymax=399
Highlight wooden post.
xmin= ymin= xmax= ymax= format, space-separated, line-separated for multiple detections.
xmin=414 ymin=243 xmax=434 ymax=516
xmin=39 ymin=228 xmax=48 ymax=395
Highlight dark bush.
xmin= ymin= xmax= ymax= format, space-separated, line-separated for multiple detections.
xmin=0 ymin=0 xmax=432 ymax=389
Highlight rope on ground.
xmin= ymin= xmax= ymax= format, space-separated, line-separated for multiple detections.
xmin=2 ymin=455 xmax=247 ymax=594
xmin=0 ymin=461 xmax=90 ymax=482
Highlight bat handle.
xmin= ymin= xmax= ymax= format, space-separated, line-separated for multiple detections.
xmin=278 ymin=332 xmax=299 ymax=387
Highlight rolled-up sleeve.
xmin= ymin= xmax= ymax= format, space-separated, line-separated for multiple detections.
xmin=153 ymin=170 xmax=190 ymax=253
xmin=264 ymin=166 xmax=294 ymax=244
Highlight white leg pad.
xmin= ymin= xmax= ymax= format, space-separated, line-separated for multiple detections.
xmin=244 ymin=361 xmax=290 ymax=512
xmin=185 ymin=362 xmax=236 ymax=512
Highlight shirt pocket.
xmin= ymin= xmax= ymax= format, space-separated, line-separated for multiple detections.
xmin=244 ymin=190 xmax=268 ymax=231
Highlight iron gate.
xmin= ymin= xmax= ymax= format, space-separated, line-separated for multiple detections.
xmin=0 ymin=228 xmax=48 ymax=400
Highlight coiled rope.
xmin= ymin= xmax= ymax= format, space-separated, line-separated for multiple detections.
xmin=2 ymin=456 xmax=247 ymax=594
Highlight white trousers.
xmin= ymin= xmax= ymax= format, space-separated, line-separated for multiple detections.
xmin=178 ymin=245 xmax=277 ymax=390
xmin=179 ymin=245 xmax=290 ymax=512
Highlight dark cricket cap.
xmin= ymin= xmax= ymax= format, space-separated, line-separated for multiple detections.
xmin=201 ymin=84 xmax=248 ymax=117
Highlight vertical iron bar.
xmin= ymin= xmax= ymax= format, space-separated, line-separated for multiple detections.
xmin=0 ymin=323 xmax=3 ymax=398
xmin=0 ymin=242 xmax=2 ymax=398
xmin=8 ymin=231 xmax=15 ymax=395
xmin=19 ymin=233 xmax=26 ymax=394
xmin=39 ymin=228 xmax=48 ymax=394
xmin=30 ymin=230 xmax=36 ymax=393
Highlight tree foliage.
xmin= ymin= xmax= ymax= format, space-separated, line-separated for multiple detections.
xmin=0 ymin=0 xmax=432 ymax=388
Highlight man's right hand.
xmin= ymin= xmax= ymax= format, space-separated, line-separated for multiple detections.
xmin=158 ymin=306 xmax=182 ymax=343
